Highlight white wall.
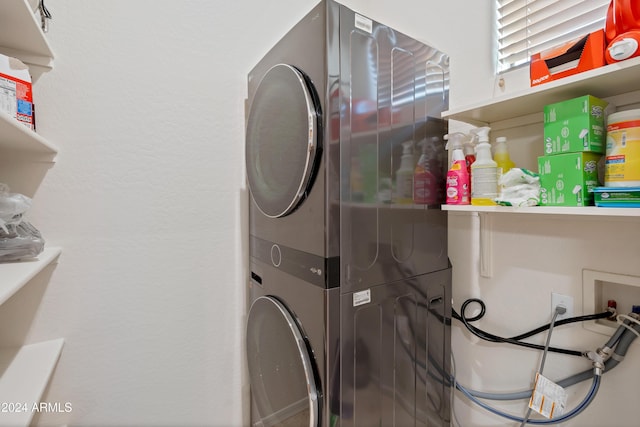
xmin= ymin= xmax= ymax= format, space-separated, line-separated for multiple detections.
xmin=16 ymin=1 xmax=322 ymax=425
xmin=15 ymin=0 xmax=638 ymax=426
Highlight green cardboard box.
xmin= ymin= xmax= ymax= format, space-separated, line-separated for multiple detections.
xmin=543 ymin=95 xmax=607 ymax=154
xmin=538 ymin=152 xmax=602 ymax=206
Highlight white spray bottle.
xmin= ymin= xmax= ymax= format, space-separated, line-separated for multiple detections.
xmin=444 ymin=133 xmax=470 ymax=205
xmin=470 ymin=126 xmax=497 ymax=206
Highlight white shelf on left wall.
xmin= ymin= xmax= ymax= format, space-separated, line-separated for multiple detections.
xmin=0 ymin=0 xmax=55 ymax=80
xmin=0 ymin=339 xmax=64 ymax=427
xmin=0 ymin=246 xmax=63 ymax=427
xmin=0 ymin=246 xmax=62 ymax=307
xmin=0 ymin=111 xmax=59 ymax=158
xmin=0 ymin=2 xmax=64 ymax=425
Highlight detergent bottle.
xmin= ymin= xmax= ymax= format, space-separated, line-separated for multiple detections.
xmin=494 ymin=136 xmax=515 ymax=175
xmin=470 ymin=127 xmax=498 ymax=206
xmin=444 ymin=133 xmax=470 ymax=205
xmin=605 ymin=0 xmax=640 ymax=64
xmin=494 ymin=136 xmax=515 ymax=198
xmin=395 ymin=141 xmax=414 ymax=204
xmin=413 ymin=138 xmax=437 ymax=204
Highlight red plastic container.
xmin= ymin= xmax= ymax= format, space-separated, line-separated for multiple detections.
xmin=605 ymin=0 xmax=640 ymax=63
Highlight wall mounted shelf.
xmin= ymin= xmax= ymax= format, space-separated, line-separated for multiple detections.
xmin=0 ymin=112 xmax=58 ymax=158
xmin=0 ymin=339 xmax=64 ymax=427
xmin=0 ymin=246 xmax=62 ymax=307
xmin=442 ymin=205 xmax=640 ymax=217
xmin=443 ymin=56 xmax=640 ymax=124
xmin=0 ymin=0 xmax=55 ymax=80
xmin=0 ymin=2 xmax=63 ymax=418
xmin=442 ymin=56 xmax=640 ymax=219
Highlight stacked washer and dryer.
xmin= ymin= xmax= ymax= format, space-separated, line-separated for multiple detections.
xmin=245 ymin=1 xmax=452 ymax=426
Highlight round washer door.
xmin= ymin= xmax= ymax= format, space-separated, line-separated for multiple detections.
xmin=245 ymin=64 xmax=321 ymax=218
xmin=246 ymin=296 xmax=320 ymax=427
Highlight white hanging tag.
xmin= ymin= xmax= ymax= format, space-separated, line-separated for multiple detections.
xmin=528 ymin=373 xmax=568 ymax=419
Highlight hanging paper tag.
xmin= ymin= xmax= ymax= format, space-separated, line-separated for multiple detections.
xmin=528 ymin=373 xmax=568 ymax=419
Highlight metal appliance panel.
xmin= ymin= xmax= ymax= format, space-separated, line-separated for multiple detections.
xmin=340 ymin=267 xmax=452 ymax=427
xmin=338 ymin=5 xmax=450 ymax=293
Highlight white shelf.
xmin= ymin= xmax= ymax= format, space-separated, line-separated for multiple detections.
xmin=0 ymin=339 xmax=64 ymax=427
xmin=0 ymin=0 xmax=54 ymax=77
xmin=0 ymin=246 xmax=62 ymax=307
xmin=442 ymin=58 xmax=640 ymax=219
xmin=442 ymin=56 xmax=640 ymax=124
xmin=442 ymin=204 xmax=640 ymax=217
xmin=0 ymin=111 xmax=58 ymax=157
xmin=0 ymin=1 xmax=57 ymax=157
xmin=0 ymin=3 xmax=62 ymax=421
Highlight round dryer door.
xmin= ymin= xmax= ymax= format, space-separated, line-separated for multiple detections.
xmin=246 ymin=64 xmax=321 ymax=218
xmin=246 ymin=296 xmax=320 ymax=427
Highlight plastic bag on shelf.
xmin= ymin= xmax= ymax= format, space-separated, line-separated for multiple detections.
xmin=0 ymin=183 xmax=44 ymax=262
xmin=0 ymin=183 xmax=32 ymax=233
xmin=0 ymin=221 xmax=45 ymax=262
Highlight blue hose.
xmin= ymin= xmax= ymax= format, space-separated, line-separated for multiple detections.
xmin=456 ymin=374 xmax=601 ymax=425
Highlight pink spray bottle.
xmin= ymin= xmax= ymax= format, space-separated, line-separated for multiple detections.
xmin=444 ymin=132 xmax=470 ymax=205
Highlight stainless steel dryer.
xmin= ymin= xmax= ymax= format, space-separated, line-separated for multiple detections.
xmin=245 ymin=1 xmax=452 ymax=426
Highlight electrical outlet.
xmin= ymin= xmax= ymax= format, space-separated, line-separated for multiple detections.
xmin=551 ymin=293 xmax=573 ymax=321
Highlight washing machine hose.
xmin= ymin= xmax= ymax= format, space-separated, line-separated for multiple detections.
xmin=454 ymin=315 xmax=640 ymax=423
xmin=454 ymin=298 xmax=612 ymax=357
xmin=461 ymin=319 xmax=638 ymax=401
xmin=456 ymin=373 xmax=600 ymax=425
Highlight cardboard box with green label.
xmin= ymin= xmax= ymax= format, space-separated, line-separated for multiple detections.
xmin=543 ymin=95 xmax=607 ymax=155
xmin=538 ymin=152 xmax=601 ymax=206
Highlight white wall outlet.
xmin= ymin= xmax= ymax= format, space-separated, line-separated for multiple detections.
xmin=551 ymin=293 xmax=573 ymax=321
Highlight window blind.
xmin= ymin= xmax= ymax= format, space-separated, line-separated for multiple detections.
xmin=497 ymin=0 xmax=611 ymax=72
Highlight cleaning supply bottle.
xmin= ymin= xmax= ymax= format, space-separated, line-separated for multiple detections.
xmin=444 ymin=133 xmax=470 ymax=205
xmin=494 ymin=136 xmax=515 ymax=175
xmin=395 ymin=141 xmax=414 ymax=204
xmin=493 ymin=136 xmax=516 ymax=199
xmin=470 ymin=127 xmax=498 ymax=206
xmin=413 ymin=138 xmax=437 ymax=204
xmin=463 ymin=134 xmax=476 ymax=196
xmin=463 ymin=135 xmax=476 ymax=174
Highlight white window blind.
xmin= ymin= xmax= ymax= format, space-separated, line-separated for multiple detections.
xmin=497 ymin=0 xmax=611 ymax=72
